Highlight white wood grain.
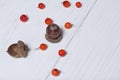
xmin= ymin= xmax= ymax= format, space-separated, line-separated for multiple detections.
xmin=47 ymin=0 xmax=120 ymax=80
xmin=0 ymin=0 xmax=96 ymax=80
xmin=0 ymin=0 xmax=120 ymax=80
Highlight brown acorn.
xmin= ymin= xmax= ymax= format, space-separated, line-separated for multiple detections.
xmin=7 ymin=40 xmax=29 ymax=58
xmin=45 ymin=23 xmax=63 ymax=43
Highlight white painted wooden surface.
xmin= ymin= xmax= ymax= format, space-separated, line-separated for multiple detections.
xmin=0 ymin=0 xmax=120 ymax=80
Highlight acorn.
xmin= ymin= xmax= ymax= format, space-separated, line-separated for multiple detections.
xmin=45 ymin=23 xmax=63 ymax=43
xmin=7 ymin=40 xmax=29 ymax=58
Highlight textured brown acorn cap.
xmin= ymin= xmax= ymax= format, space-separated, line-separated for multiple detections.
xmin=7 ymin=40 xmax=29 ymax=58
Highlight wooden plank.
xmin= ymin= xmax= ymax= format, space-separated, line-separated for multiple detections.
xmin=0 ymin=0 xmax=96 ymax=80
xmin=47 ymin=0 xmax=120 ymax=80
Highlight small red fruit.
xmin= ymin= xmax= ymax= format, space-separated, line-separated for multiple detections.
xmin=75 ymin=1 xmax=82 ymax=8
xmin=64 ymin=22 xmax=72 ymax=29
xmin=62 ymin=1 xmax=71 ymax=8
xmin=39 ymin=43 xmax=48 ymax=51
xmin=38 ymin=3 xmax=45 ymax=9
xmin=51 ymin=68 xmax=60 ymax=76
xmin=58 ymin=49 xmax=67 ymax=57
xmin=20 ymin=14 xmax=28 ymax=22
xmin=45 ymin=18 xmax=53 ymax=25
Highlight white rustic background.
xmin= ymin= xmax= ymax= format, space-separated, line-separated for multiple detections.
xmin=0 ymin=0 xmax=120 ymax=80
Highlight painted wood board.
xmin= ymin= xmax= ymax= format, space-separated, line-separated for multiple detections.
xmin=0 ymin=0 xmax=120 ymax=80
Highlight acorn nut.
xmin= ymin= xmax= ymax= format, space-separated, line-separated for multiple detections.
xmin=45 ymin=23 xmax=63 ymax=43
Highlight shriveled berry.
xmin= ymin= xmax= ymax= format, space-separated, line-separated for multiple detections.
xmin=62 ymin=1 xmax=71 ymax=8
xmin=75 ymin=1 xmax=82 ymax=8
xmin=20 ymin=14 xmax=28 ymax=22
xmin=51 ymin=68 xmax=60 ymax=76
xmin=58 ymin=49 xmax=66 ymax=57
xmin=64 ymin=22 xmax=72 ymax=29
xmin=38 ymin=3 xmax=45 ymax=9
xmin=45 ymin=18 xmax=53 ymax=25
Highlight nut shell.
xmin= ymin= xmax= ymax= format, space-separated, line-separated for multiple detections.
xmin=7 ymin=44 xmax=21 ymax=58
xmin=45 ymin=23 xmax=62 ymax=43
xmin=7 ymin=40 xmax=29 ymax=58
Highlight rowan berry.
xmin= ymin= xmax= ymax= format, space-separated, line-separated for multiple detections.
xmin=45 ymin=18 xmax=53 ymax=25
xmin=64 ymin=22 xmax=72 ymax=29
xmin=38 ymin=3 xmax=45 ymax=9
xmin=39 ymin=43 xmax=48 ymax=51
xmin=20 ymin=14 xmax=28 ymax=22
xmin=62 ymin=1 xmax=71 ymax=8
xmin=51 ymin=68 xmax=60 ymax=76
xmin=58 ymin=49 xmax=66 ymax=57
xmin=75 ymin=1 xmax=82 ymax=8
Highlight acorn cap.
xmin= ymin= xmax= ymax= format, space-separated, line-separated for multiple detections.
xmin=7 ymin=40 xmax=29 ymax=58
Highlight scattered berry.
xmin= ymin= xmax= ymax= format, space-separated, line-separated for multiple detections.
xmin=58 ymin=49 xmax=67 ymax=57
xmin=51 ymin=68 xmax=60 ymax=76
xmin=36 ymin=43 xmax=47 ymax=51
xmin=62 ymin=1 xmax=71 ymax=8
xmin=38 ymin=3 xmax=45 ymax=9
xmin=75 ymin=1 xmax=82 ymax=8
xmin=64 ymin=22 xmax=72 ymax=29
xmin=45 ymin=18 xmax=53 ymax=25
xmin=20 ymin=14 xmax=28 ymax=22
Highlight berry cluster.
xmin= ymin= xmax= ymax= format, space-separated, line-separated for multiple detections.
xmin=62 ymin=1 xmax=82 ymax=8
xmin=19 ymin=0 xmax=82 ymax=77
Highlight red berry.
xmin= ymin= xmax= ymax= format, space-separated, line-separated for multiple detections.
xmin=45 ymin=18 xmax=53 ymax=25
xmin=58 ymin=49 xmax=66 ymax=57
xmin=62 ymin=1 xmax=71 ymax=8
xmin=51 ymin=68 xmax=60 ymax=76
xmin=20 ymin=14 xmax=28 ymax=22
xmin=64 ymin=22 xmax=72 ymax=29
xmin=39 ymin=43 xmax=48 ymax=51
xmin=75 ymin=1 xmax=82 ymax=8
xmin=38 ymin=3 xmax=45 ymax=9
